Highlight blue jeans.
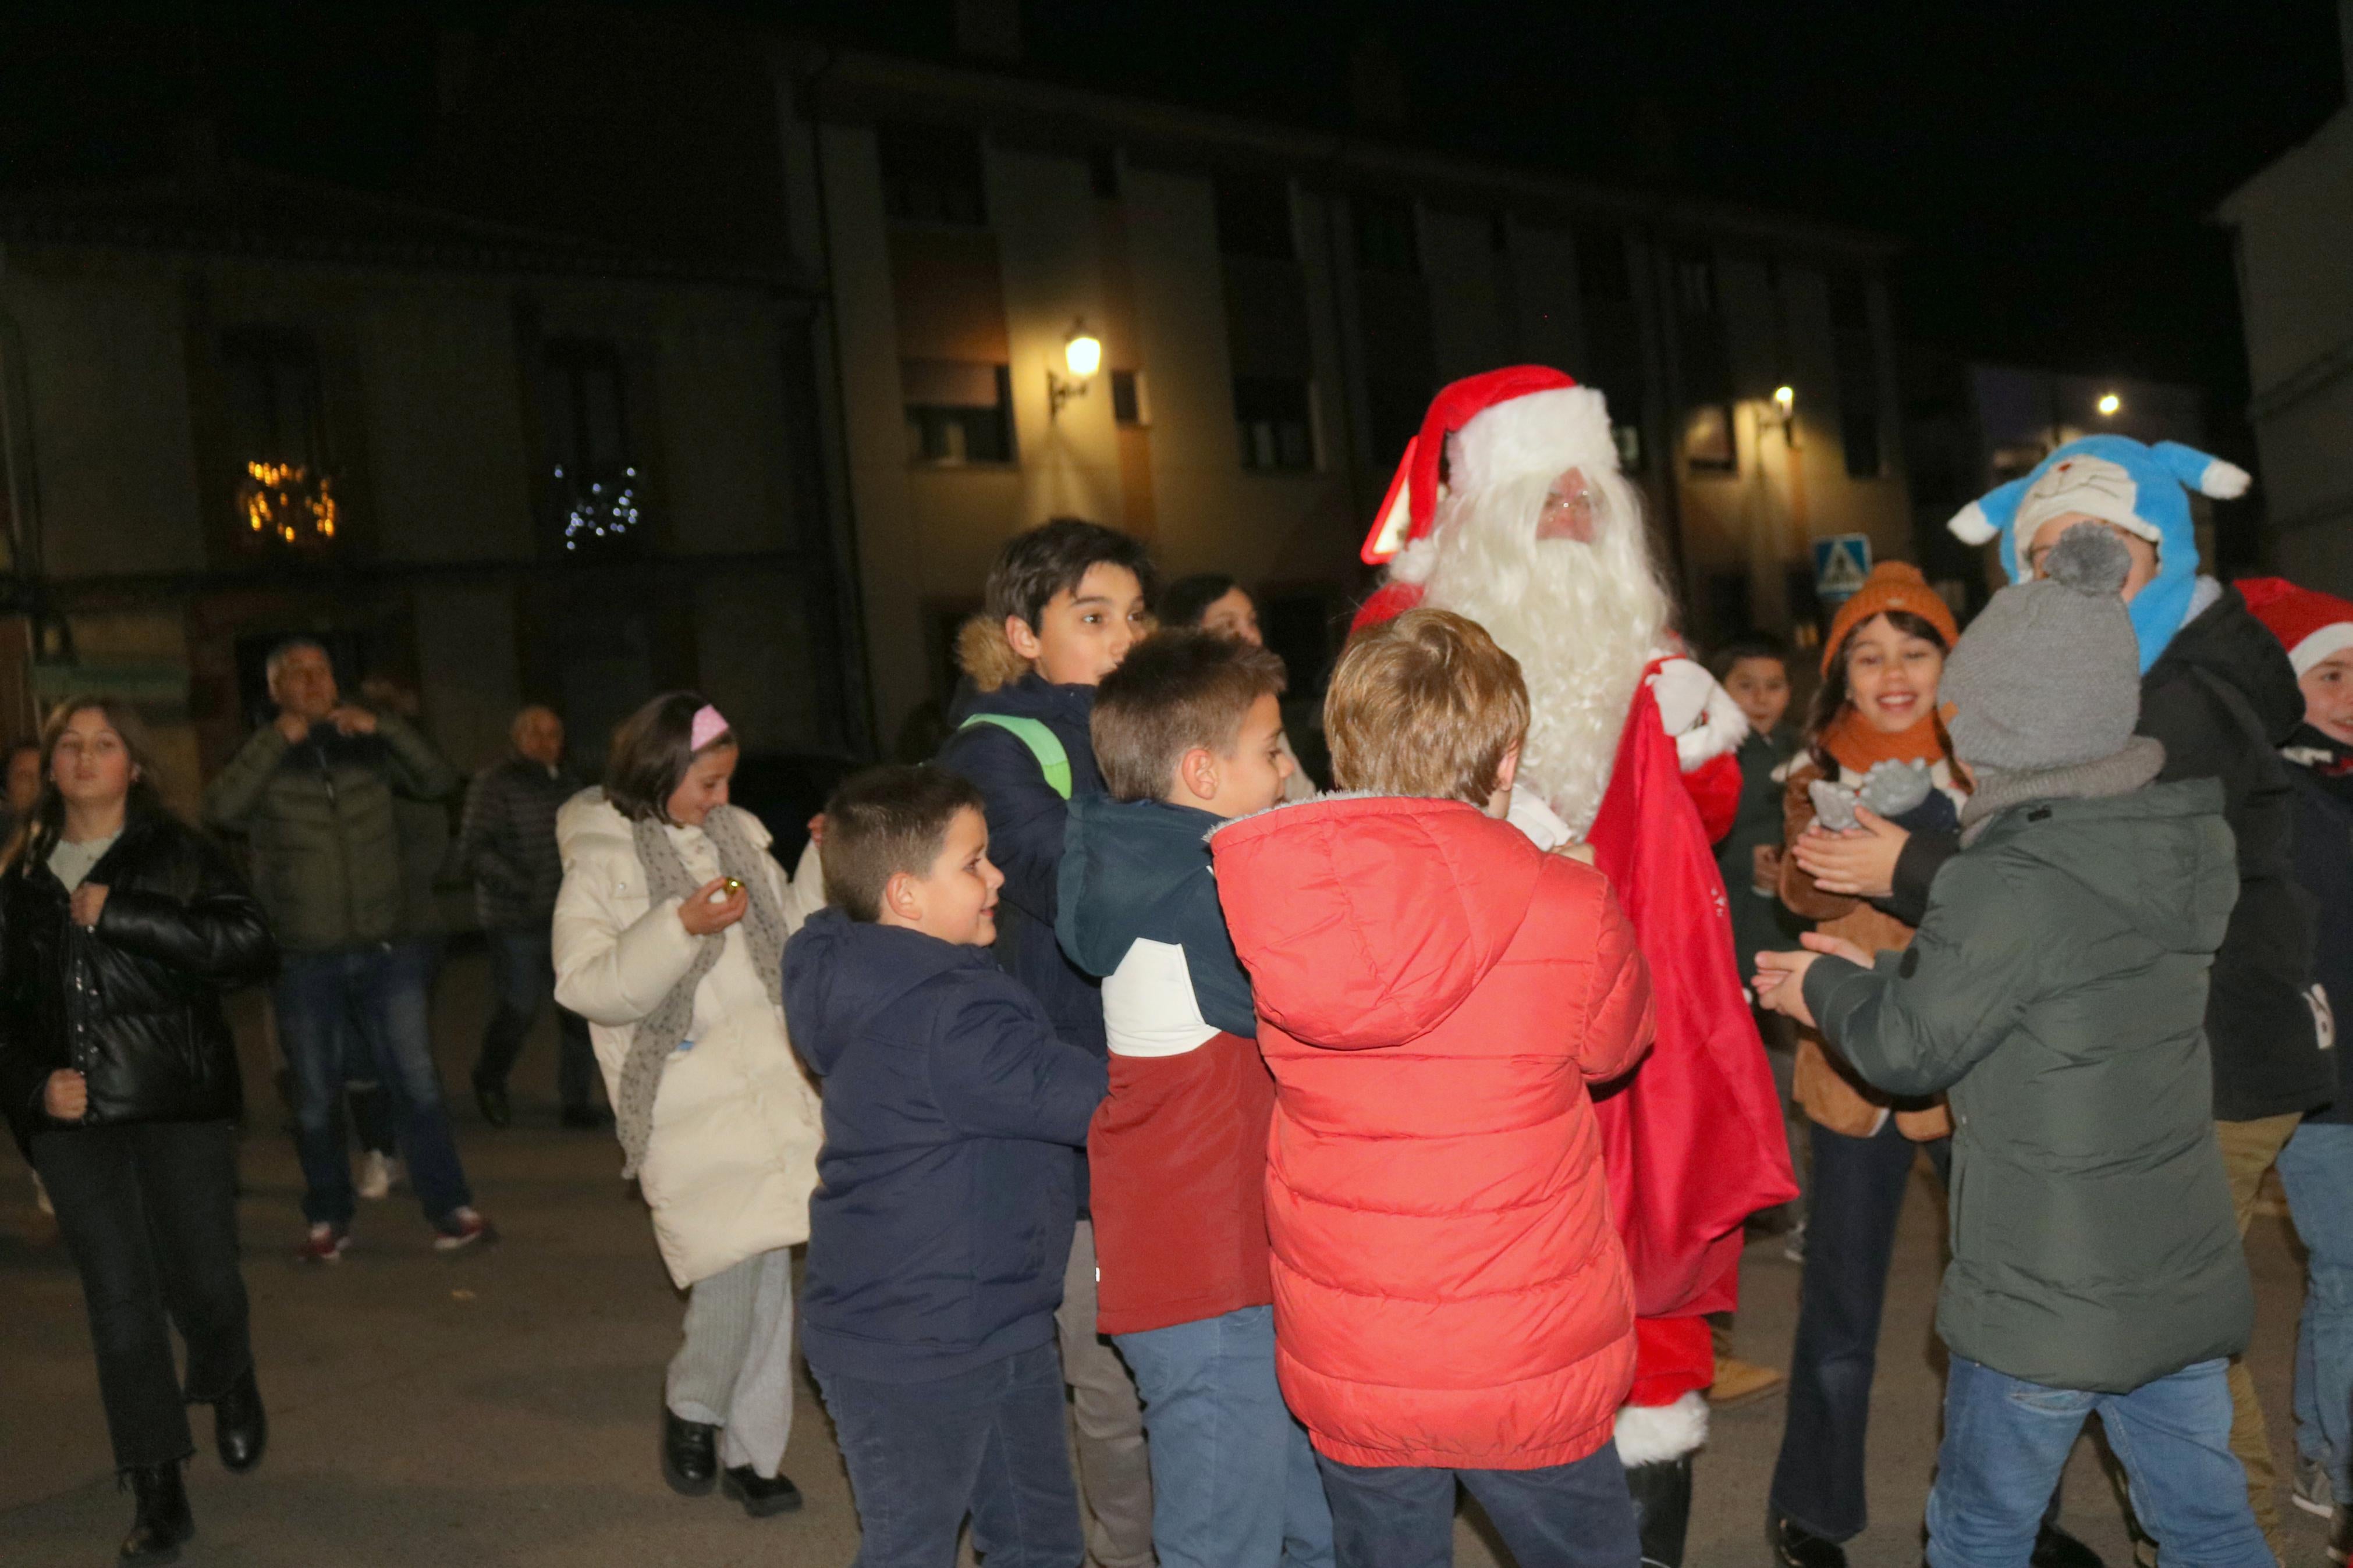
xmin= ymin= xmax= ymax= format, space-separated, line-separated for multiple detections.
xmin=812 ymin=1342 xmax=1084 ymax=1568
xmin=275 ymin=941 xmax=473 ymax=1228
xmin=1929 ymin=1356 xmax=2269 ymax=1568
xmin=1115 ymin=1306 xmax=1333 ymax=1568
xmin=2280 ymin=1119 xmax=2353 ymax=1498
xmin=1771 ymin=1115 xmax=1950 ymax=1539
xmin=1315 ymin=1442 xmax=1639 ymax=1568
xmin=471 ymin=926 xmax=597 ymax=1112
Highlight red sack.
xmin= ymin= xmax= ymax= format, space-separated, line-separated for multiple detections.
xmin=1587 ymin=669 xmax=1798 ymax=1320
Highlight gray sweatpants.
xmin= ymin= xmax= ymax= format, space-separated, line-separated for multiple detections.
xmin=666 ymin=1247 xmax=796 ymax=1478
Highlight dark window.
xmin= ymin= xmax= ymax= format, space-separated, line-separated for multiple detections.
xmin=542 ymin=339 xmax=643 ymax=556
xmin=879 ymin=125 xmax=988 ymax=226
xmin=221 ymin=326 xmax=336 ymax=551
xmin=1110 ymin=369 xmax=1144 ymax=426
xmin=1574 ymin=227 xmax=1645 ymax=466
xmin=1684 ymin=403 xmax=1737 ymax=472
xmin=904 ymin=360 xmax=1014 ymax=464
xmin=1674 ymin=250 xmax=1736 ymax=472
xmin=1353 ymin=196 xmax=1419 ymax=275
xmin=1830 ymin=273 xmax=1883 ymax=479
xmin=1215 ymin=177 xmax=1294 ymax=260
xmin=1234 ymin=376 xmax=1315 ymax=471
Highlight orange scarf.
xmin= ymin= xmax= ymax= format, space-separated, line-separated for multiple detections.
xmin=1820 ymin=707 xmax=1948 ymax=776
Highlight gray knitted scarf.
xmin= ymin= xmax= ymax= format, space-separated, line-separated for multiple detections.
xmin=616 ymin=806 xmax=789 ymax=1178
xmin=1957 ymin=737 xmax=2167 ymax=847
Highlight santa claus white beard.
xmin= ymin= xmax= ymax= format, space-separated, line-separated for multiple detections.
xmin=1403 ymin=470 xmax=1671 ymax=837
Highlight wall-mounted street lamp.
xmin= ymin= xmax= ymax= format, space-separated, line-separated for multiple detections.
xmin=2096 ymin=391 xmax=2122 ymax=417
xmin=1766 ymin=384 xmax=1798 ymax=446
xmin=1049 ymin=319 xmax=1103 ymax=417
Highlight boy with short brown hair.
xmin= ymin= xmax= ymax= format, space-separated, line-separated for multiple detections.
xmin=1057 ymin=629 xmax=1331 ymax=1568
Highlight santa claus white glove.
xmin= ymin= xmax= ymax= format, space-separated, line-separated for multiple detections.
xmin=1651 ymin=656 xmax=1749 ymax=771
xmin=1506 ymin=785 xmax=1574 ymax=851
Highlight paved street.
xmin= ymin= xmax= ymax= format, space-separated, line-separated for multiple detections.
xmin=0 ymin=944 xmax=2333 ymax=1567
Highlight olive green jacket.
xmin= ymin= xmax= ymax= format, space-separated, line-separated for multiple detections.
xmin=1802 ymin=778 xmax=2252 ymax=1393
xmin=201 ymin=714 xmax=458 ymax=954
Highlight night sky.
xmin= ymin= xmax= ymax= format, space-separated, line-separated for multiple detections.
xmin=2 ymin=1 xmax=2343 ymax=425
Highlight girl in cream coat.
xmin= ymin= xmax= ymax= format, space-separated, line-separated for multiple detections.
xmin=552 ymin=694 xmax=824 ymax=1517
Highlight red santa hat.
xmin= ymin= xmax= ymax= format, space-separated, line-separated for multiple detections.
xmin=1354 ymin=367 xmax=1620 ymax=631
xmin=2241 ymin=577 xmax=2353 ymax=676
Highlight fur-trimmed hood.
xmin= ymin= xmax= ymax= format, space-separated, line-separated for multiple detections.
xmin=956 ymin=614 xmax=1032 ymax=694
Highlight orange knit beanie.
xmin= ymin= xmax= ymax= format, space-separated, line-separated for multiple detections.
xmin=1821 ymin=561 xmax=1960 ymax=674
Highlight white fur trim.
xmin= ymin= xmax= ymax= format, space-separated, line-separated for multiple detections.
xmin=1390 ymin=532 xmax=1441 ymax=586
xmin=2199 ymin=457 xmax=2252 ymax=500
xmin=1947 ymin=502 xmax=1998 ymax=546
xmin=1450 ymin=386 xmax=1620 ymax=497
xmin=1614 ymin=1391 xmax=1709 ymax=1464
xmin=2292 ymin=623 xmax=2353 ymax=677
xmin=1649 ymin=657 xmax=1714 ymax=736
xmin=1680 ymin=680 xmax=1751 ymax=771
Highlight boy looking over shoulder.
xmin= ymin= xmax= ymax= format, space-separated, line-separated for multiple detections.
xmin=937 ymin=518 xmax=1158 ymax=1567
xmin=784 ymin=766 xmax=1108 ymax=1568
xmin=1057 ymin=631 xmax=1334 ymax=1568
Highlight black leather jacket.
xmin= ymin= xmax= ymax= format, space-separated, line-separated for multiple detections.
xmin=0 ymin=812 xmax=278 ymax=1143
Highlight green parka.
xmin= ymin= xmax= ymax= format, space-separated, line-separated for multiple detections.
xmin=201 ymin=715 xmax=457 ymax=955
xmin=1800 ymin=778 xmax=2252 ymax=1393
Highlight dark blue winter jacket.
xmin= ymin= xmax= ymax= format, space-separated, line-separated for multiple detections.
xmin=938 ymin=674 xmax=1109 ymax=1059
xmin=784 ymin=909 xmax=1108 ymax=1384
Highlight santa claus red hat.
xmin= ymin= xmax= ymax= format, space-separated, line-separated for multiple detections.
xmin=1360 ymin=365 xmax=1618 ymax=566
xmin=2241 ymin=577 xmax=2353 ymax=675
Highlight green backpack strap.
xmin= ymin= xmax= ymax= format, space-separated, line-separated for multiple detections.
xmin=958 ymin=713 xmax=1073 ymax=801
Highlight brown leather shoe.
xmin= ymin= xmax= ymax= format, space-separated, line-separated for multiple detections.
xmin=1709 ymin=1353 xmax=1786 ymax=1408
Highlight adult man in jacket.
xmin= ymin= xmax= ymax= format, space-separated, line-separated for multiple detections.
xmin=460 ymin=704 xmax=599 ymax=1130
xmin=203 ymin=639 xmax=491 ymax=1259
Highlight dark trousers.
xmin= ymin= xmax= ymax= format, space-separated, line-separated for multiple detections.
xmin=1316 ymin=1442 xmax=1641 ymax=1568
xmin=31 ymin=1121 xmax=253 ymax=1471
xmin=1769 ymin=1116 xmax=1950 ymax=1540
xmin=275 ymin=940 xmax=473 ymax=1228
xmin=470 ymin=925 xmax=596 ymax=1112
xmin=812 ymin=1342 xmax=1085 ymax=1568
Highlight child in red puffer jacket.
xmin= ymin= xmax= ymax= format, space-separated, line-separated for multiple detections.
xmin=1209 ymin=608 xmax=1656 ymax=1568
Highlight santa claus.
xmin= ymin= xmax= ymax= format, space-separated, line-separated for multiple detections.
xmin=1353 ymin=367 xmax=1798 ymax=1563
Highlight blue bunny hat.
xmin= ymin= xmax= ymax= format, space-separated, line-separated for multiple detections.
xmin=1946 ymin=435 xmax=2251 ymax=673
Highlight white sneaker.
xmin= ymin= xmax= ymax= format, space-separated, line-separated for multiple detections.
xmin=357 ymin=1150 xmax=395 ymax=1201
xmin=2298 ymin=1452 xmax=2339 ymax=1518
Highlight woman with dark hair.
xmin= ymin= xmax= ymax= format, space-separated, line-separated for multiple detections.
xmin=0 ymin=697 xmax=278 ymax=1564
xmin=1158 ymin=573 xmax=1319 ymax=801
xmin=552 ymin=692 xmax=824 ymax=1519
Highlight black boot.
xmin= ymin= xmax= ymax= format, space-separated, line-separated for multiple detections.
xmin=2031 ymin=1522 xmax=2107 ymax=1568
xmin=119 ymin=1463 xmax=193 ymax=1565
xmin=721 ymin=1465 xmax=804 ymax=1517
xmin=1769 ymin=1509 xmax=1850 ymax=1568
xmin=661 ymin=1409 xmax=719 ymax=1496
xmin=473 ymin=1080 xmax=512 ymax=1130
xmin=213 ymin=1367 xmax=267 ymax=1474
xmin=1625 ymin=1456 xmax=1692 ymax=1568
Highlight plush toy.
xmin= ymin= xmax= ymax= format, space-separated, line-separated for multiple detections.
xmin=1947 ymin=435 xmax=2249 ymax=673
xmin=1807 ymin=759 xmax=1936 ymax=833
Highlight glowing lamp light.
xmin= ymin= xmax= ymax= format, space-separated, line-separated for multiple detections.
xmin=2097 ymin=392 xmax=2122 ymax=417
xmin=1050 ymin=318 xmax=1103 ymax=417
xmin=1772 ymin=385 xmax=1796 ymax=419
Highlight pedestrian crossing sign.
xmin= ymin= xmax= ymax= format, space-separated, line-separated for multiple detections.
xmin=1813 ymin=534 xmax=1872 ymax=604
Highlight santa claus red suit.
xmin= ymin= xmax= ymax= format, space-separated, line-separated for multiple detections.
xmin=1351 ymin=367 xmax=1798 ymax=1558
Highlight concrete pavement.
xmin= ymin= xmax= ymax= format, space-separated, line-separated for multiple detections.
xmin=0 ymin=944 xmax=2333 ymax=1566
